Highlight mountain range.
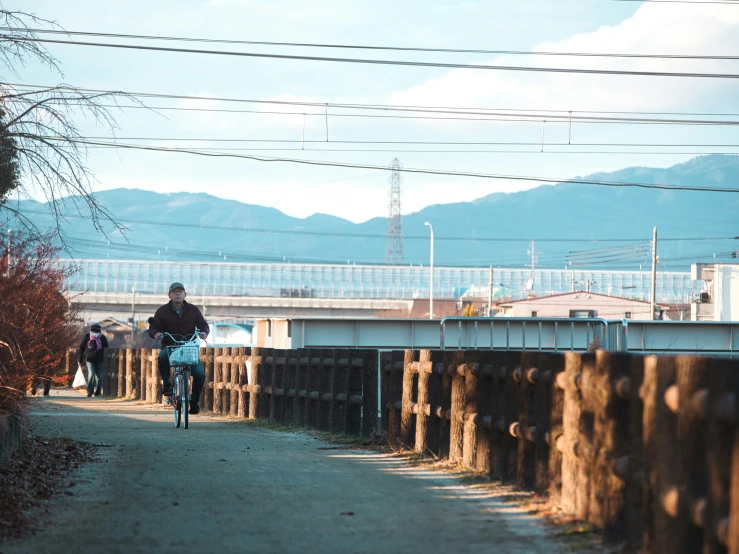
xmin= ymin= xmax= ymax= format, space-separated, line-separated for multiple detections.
xmin=6 ymin=155 xmax=739 ymax=270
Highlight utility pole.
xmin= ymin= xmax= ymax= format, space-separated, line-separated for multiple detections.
xmin=424 ymin=221 xmax=434 ymax=319
xmin=487 ymin=266 xmax=493 ymax=317
xmin=650 ymin=226 xmax=658 ymax=321
xmin=131 ymin=285 xmax=136 ymax=347
xmin=385 ymin=158 xmax=404 ymax=264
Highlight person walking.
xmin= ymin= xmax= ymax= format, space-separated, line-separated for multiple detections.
xmin=78 ymin=323 xmax=109 ymax=397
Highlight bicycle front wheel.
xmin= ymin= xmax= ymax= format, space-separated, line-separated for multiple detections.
xmin=183 ymin=370 xmax=190 ymax=429
xmin=173 ymin=373 xmax=183 ymax=428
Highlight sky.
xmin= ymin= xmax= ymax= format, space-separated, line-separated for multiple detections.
xmin=8 ymin=0 xmax=739 ymax=222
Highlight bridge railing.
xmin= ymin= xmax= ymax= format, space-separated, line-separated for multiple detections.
xmin=439 ymin=316 xmax=611 ymax=351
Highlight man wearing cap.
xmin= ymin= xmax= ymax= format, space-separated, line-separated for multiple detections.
xmin=148 ymin=282 xmax=210 ymax=414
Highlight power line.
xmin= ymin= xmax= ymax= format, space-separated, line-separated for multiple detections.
xmin=62 ymin=139 xmax=739 ymax=193
xmin=79 ymin=144 xmax=739 ymax=155
xmin=6 ymin=26 xmax=739 ymax=61
xmin=77 ymin=136 xmax=739 ymax=147
xmin=12 ymin=36 xmax=739 ymax=79
xmin=12 ymin=83 xmax=739 ymax=126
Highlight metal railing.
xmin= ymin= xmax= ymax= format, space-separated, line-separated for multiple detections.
xmin=439 ymin=317 xmax=739 ymax=357
xmin=439 ymin=317 xmax=611 ymax=351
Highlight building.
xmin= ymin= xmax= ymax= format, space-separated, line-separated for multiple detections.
xmin=691 ymin=263 xmax=739 ymax=321
xmin=494 ymin=291 xmax=665 ymax=320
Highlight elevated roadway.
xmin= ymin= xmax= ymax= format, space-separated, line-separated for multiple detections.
xmin=68 ymin=290 xmax=413 ymax=320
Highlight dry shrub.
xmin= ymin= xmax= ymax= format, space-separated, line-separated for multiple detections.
xmin=0 ymin=233 xmax=78 ymax=412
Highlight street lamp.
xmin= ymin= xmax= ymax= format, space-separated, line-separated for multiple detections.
xmin=424 ymin=221 xmax=434 ymax=320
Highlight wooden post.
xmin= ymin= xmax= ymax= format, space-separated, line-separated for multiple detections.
xmin=213 ymin=347 xmax=223 ymax=415
xmin=117 ymin=348 xmax=125 ymax=398
xmin=138 ymin=348 xmax=148 ymax=402
xmin=362 ymin=349 xmax=379 ymax=438
xmin=706 ymin=358 xmax=736 ymax=554
xmin=641 ymin=355 xmax=678 ymax=553
xmin=273 ymin=350 xmax=287 ymax=423
xmin=221 ymin=347 xmax=232 ymax=415
xmin=425 ymin=350 xmax=447 ymax=458
xmin=516 ymin=351 xmax=537 ymax=490
xmin=380 ymin=351 xmax=392 ymax=434
xmin=462 ymin=350 xmax=481 ymax=470
xmin=203 ymin=348 xmax=213 ymax=412
xmin=149 ymin=348 xmax=158 ymax=403
xmin=400 ymin=349 xmax=417 ymax=449
xmin=285 ymin=352 xmax=298 ymax=424
xmin=530 ymin=352 xmax=562 ymax=496
xmin=574 ymin=353 xmax=596 ymax=521
xmin=623 ymin=355 xmax=646 ymax=552
xmin=414 ymin=349 xmax=432 ymax=454
xmin=485 ymin=351 xmax=507 ymax=479
xmin=329 ymin=351 xmax=344 ymax=433
xmin=152 ymin=349 xmax=162 ymax=404
xmin=317 ymin=349 xmax=334 ymax=431
xmin=306 ymin=350 xmax=320 ymax=428
xmin=147 ymin=348 xmax=159 ymax=403
xmin=124 ymin=349 xmax=134 ymax=399
xmin=585 ymin=350 xmax=631 ymax=542
xmin=237 ymin=347 xmax=248 ymax=419
xmin=558 ymin=352 xmax=582 ymax=515
xmin=387 ymin=351 xmax=405 ymax=448
xmin=449 ymin=349 xmax=466 ymax=464
xmin=129 ymin=349 xmax=139 ymax=400
xmin=671 ymin=356 xmax=709 ymax=553
xmin=473 ymin=352 xmax=495 ymax=475
xmin=346 ymin=352 xmax=363 ymax=436
xmin=248 ymin=347 xmax=262 ymax=420
xmin=230 ymin=347 xmax=240 ymax=417
xmin=546 ymin=352 xmax=566 ymax=505
xmin=295 ymin=349 xmax=309 ymax=427
xmin=102 ymin=349 xmax=113 ymax=396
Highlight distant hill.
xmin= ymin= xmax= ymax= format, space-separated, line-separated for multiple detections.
xmin=5 ymin=155 xmax=739 ymax=270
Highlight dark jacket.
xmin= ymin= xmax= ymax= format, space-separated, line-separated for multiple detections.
xmin=148 ymin=300 xmax=210 ymax=346
xmin=78 ymin=333 xmax=109 ymax=364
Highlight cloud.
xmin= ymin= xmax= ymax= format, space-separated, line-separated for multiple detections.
xmin=388 ymin=4 xmax=739 ymax=113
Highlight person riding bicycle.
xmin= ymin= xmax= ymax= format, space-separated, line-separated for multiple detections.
xmin=148 ymin=282 xmax=209 ymax=415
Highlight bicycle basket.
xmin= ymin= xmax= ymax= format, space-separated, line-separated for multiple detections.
xmin=166 ymin=343 xmax=200 ymax=366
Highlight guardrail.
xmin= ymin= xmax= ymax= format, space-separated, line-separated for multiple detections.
xmin=440 ymin=318 xmax=739 ymax=358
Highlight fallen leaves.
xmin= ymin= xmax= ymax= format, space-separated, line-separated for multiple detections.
xmin=0 ymin=435 xmax=95 ymax=542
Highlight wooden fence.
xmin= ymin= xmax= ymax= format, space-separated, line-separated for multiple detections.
xmin=67 ymin=347 xmax=378 ymax=438
xmin=380 ymin=349 xmax=739 ymax=553
xmin=66 ymin=345 xmax=739 ymax=552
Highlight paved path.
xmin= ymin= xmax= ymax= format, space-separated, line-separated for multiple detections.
xmin=2 ymin=390 xmax=565 ymax=554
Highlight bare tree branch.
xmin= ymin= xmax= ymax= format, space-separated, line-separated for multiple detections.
xmin=0 ymin=11 xmax=150 ymax=247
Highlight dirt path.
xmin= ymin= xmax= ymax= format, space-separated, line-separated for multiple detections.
xmin=2 ymin=390 xmax=568 ymax=554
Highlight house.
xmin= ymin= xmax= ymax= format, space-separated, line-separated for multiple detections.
xmin=494 ymin=291 xmax=666 ymax=320
xmin=92 ymin=317 xmax=157 ymax=348
xmin=691 ymin=263 xmax=739 ymax=321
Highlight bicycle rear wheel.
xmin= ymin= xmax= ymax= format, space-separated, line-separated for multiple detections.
xmin=183 ymin=370 xmax=190 ymax=430
xmin=173 ymin=373 xmax=183 ymax=428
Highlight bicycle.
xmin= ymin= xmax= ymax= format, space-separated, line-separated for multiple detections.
xmin=157 ymin=329 xmax=203 ymax=429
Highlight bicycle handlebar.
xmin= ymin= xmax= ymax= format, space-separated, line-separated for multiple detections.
xmin=155 ymin=328 xmax=207 ymax=346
